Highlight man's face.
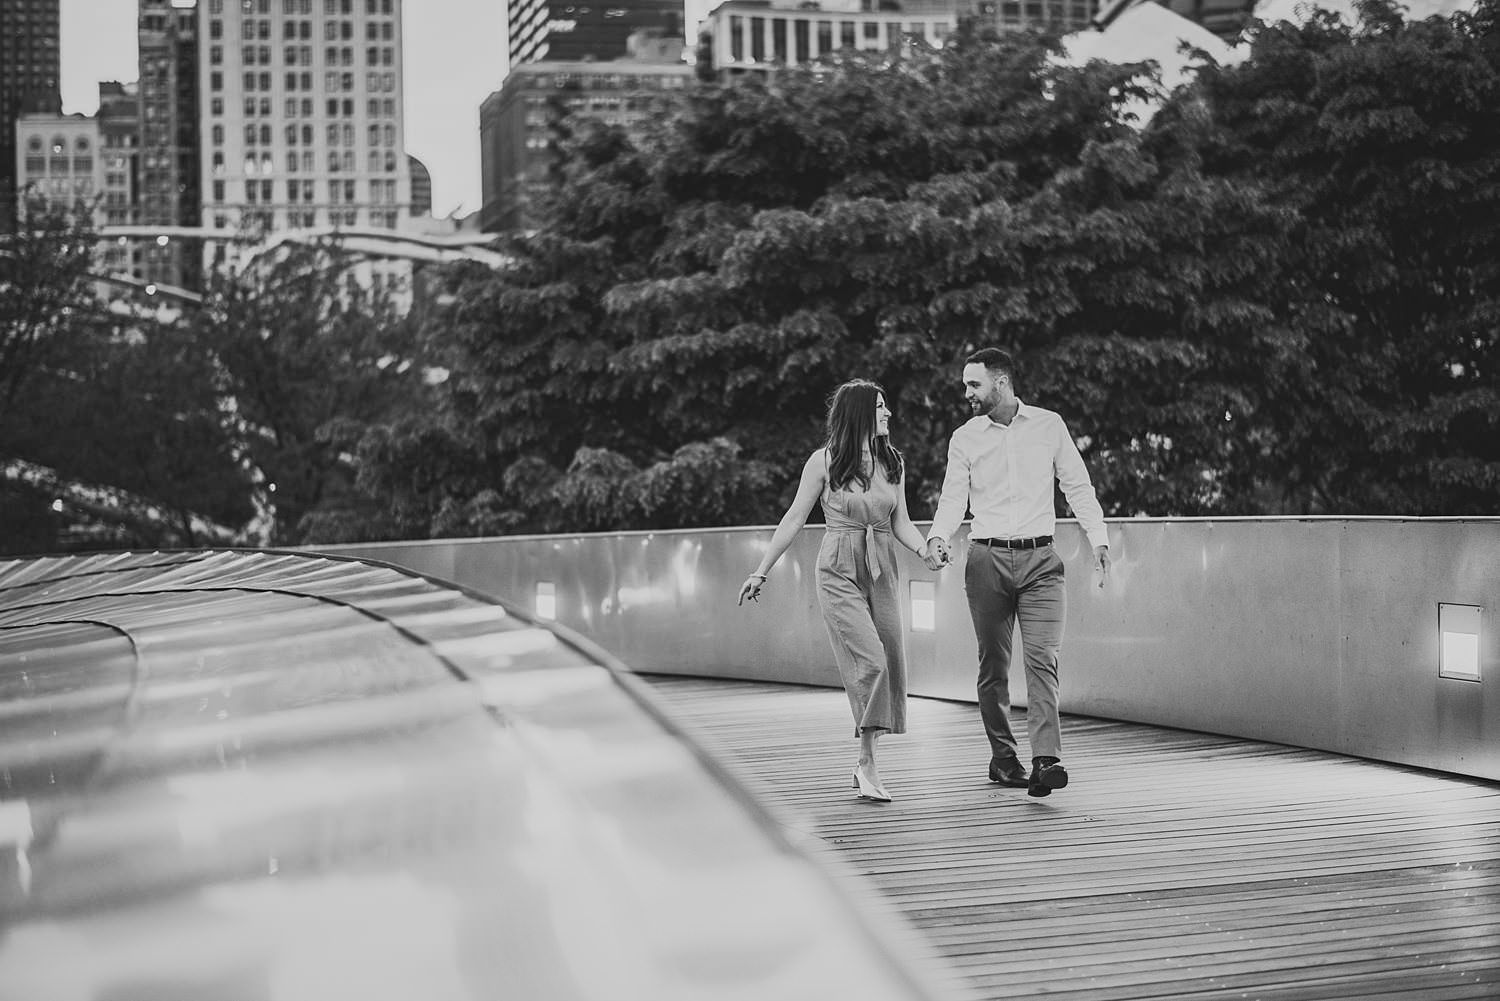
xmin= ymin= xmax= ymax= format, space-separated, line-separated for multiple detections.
xmin=962 ymin=363 xmax=1007 ymax=415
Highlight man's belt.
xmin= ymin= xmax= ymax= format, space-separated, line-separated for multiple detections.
xmin=970 ymin=536 xmax=1053 ymax=550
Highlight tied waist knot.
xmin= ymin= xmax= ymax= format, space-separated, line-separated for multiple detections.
xmin=827 ymin=523 xmax=892 ymax=581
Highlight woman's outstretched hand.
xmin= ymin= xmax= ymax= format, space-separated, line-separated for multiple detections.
xmin=737 ymin=576 xmax=765 ymax=606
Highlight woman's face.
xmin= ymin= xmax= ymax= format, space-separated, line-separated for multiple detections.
xmin=874 ymin=393 xmax=890 ymax=437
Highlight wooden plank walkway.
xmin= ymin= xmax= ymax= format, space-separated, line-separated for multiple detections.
xmin=640 ymin=676 xmax=1500 ymax=1001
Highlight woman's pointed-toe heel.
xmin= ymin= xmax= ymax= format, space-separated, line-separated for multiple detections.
xmin=852 ymin=765 xmax=893 ymax=803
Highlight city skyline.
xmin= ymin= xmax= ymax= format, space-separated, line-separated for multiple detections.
xmin=58 ymin=0 xmax=506 ymax=219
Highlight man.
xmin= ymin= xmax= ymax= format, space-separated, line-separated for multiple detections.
xmin=924 ymin=348 xmax=1111 ymax=798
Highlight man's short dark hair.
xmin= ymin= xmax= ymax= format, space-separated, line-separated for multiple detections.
xmin=965 ymin=347 xmax=1015 ymax=378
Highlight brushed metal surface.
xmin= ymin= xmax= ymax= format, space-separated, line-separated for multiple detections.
xmin=327 ymin=518 xmax=1500 ymax=780
xmin=0 ymin=551 xmax=963 ymax=1001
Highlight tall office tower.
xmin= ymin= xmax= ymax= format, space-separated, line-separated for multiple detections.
xmin=98 ymin=81 xmax=143 ymax=277
xmin=508 ymin=0 xmax=684 ymax=65
xmin=138 ymin=0 xmax=202 ymax=290
xmin=198 ymin=0 xmax=412 ymax=253
xmin=480 ymin=30 xmax=691 ymax=232
xmin=1 ymin=0 xmax=64 ymax=225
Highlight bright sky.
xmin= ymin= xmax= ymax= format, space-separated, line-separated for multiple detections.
xmin=59 ymin=0 xmax=507 ymax=218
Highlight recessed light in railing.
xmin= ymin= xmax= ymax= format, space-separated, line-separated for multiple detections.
xmin=535 ymin=581 xmax=557 ymax=621
xmin=910 ymin=580 xmax=936 ymax=632
xmin=1438 ymin=603 xmax=1481 ymax=682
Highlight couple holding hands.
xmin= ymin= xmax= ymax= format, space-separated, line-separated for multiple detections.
xmin=738 ymin=348 xmax=1111 ymax=803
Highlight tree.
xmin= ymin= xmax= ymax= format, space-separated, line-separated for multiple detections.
xmin=1179 ymin=0 xmax=1500 ymax=512
xmin=361 ymin=24 xmax=1238 ymax=533
xmin=1 ymin=201 xmax=256 ymax=553
xmin=0 ymin=198 xmax=98 ymax=425
xmin=192 ymin=239 xmax=437 ymax=544
xmin=357 ymin=6 xmax=1500 ymax=535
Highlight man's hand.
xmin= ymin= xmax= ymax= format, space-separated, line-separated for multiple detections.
xmin=923 ymin=537 xmax=950 ymax=571
xmin=1093 ymin=545 xmax=1111 ymax=588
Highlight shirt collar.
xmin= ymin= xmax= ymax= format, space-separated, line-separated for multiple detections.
xmin=986 ymin=399 xmax=1034 ymax=428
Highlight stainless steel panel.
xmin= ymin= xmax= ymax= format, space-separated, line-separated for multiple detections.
xmin=329 ymin=518 xmax=1500 ymax=780
xmin=0 ymin=551 xmax=961 ymax=1001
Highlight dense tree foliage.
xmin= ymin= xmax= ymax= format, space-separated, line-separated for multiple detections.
xmin=356 ymin=3 xmax=1497 ymax=532
xmin=190 ymin=241 xmax=437 ymax=544
xmin=1181 ymin=0 xmax=1500 ymax=512
xmin=0 ymin=222 xmax=435 ymax=553
xmin=8 ymin=2 xmax=1499 ymax=554
xmin=1 ymin=201 xmax=254 ymax=552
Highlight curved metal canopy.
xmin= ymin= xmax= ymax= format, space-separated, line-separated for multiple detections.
xmin=0 ymin=550 xmax=955 ymax=1001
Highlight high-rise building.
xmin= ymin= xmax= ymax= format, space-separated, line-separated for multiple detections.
xmin=480 ymin=30 xmax=691 ymax=232
xmin=98 ymin=81 xmax=143 ymax=277
xmin=197 ymin=0 xmax=412 ymax=253
xmin=138 ymin=0 xmax=202 ymax=290
xmin=1 ymin=0 xmax=64 ymax=223
xmin=508 ymin=0 xmax=684 ymax=65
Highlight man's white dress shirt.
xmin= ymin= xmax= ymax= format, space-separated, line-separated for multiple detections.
xmin=928 ymin=401 xmax=1110 ymax=551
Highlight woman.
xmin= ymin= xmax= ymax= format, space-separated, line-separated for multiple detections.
xmin=738 ymin=380 xmax=929 ymax=802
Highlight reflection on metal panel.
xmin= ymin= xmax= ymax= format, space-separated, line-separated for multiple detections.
xmin=325 ymin=518 xmax=1500 ymax=781
xmin=0 ymin=550 xmax=962 ymax=1001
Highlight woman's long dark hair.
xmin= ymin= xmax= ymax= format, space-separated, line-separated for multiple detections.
xmin=826 ymin=379 xmax=903 ymax=491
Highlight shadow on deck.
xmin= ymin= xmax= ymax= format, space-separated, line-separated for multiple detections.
xmin=642 ymin=675 xmax=1500 ymax=1001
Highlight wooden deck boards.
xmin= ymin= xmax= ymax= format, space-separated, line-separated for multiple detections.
xmin=640 ymin=675 xmax=1500 ymax=1001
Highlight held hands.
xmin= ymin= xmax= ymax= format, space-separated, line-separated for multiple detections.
xmin=737 ymin=574 xmax=766 ymax=606
xmin=1093 ymin=545 xmax=1111 ymax=588
xmin=922 ymin=537 xmax=951 ymax=572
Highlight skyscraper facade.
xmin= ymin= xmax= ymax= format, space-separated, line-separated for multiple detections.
xmin=197 ymin=0 xmax=412 ymax=248
xmin=1 ymin=0 xmax=64 ymax=223
xmin=98 ymin=81 xmax=143 ymax=278
xmin=138 ymin=0 xmax=202 ymax=289
xmin=507 ymin=0 xmax=685 ymax=65
xmin=480 ymin=31 xmax=690 ymax=232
